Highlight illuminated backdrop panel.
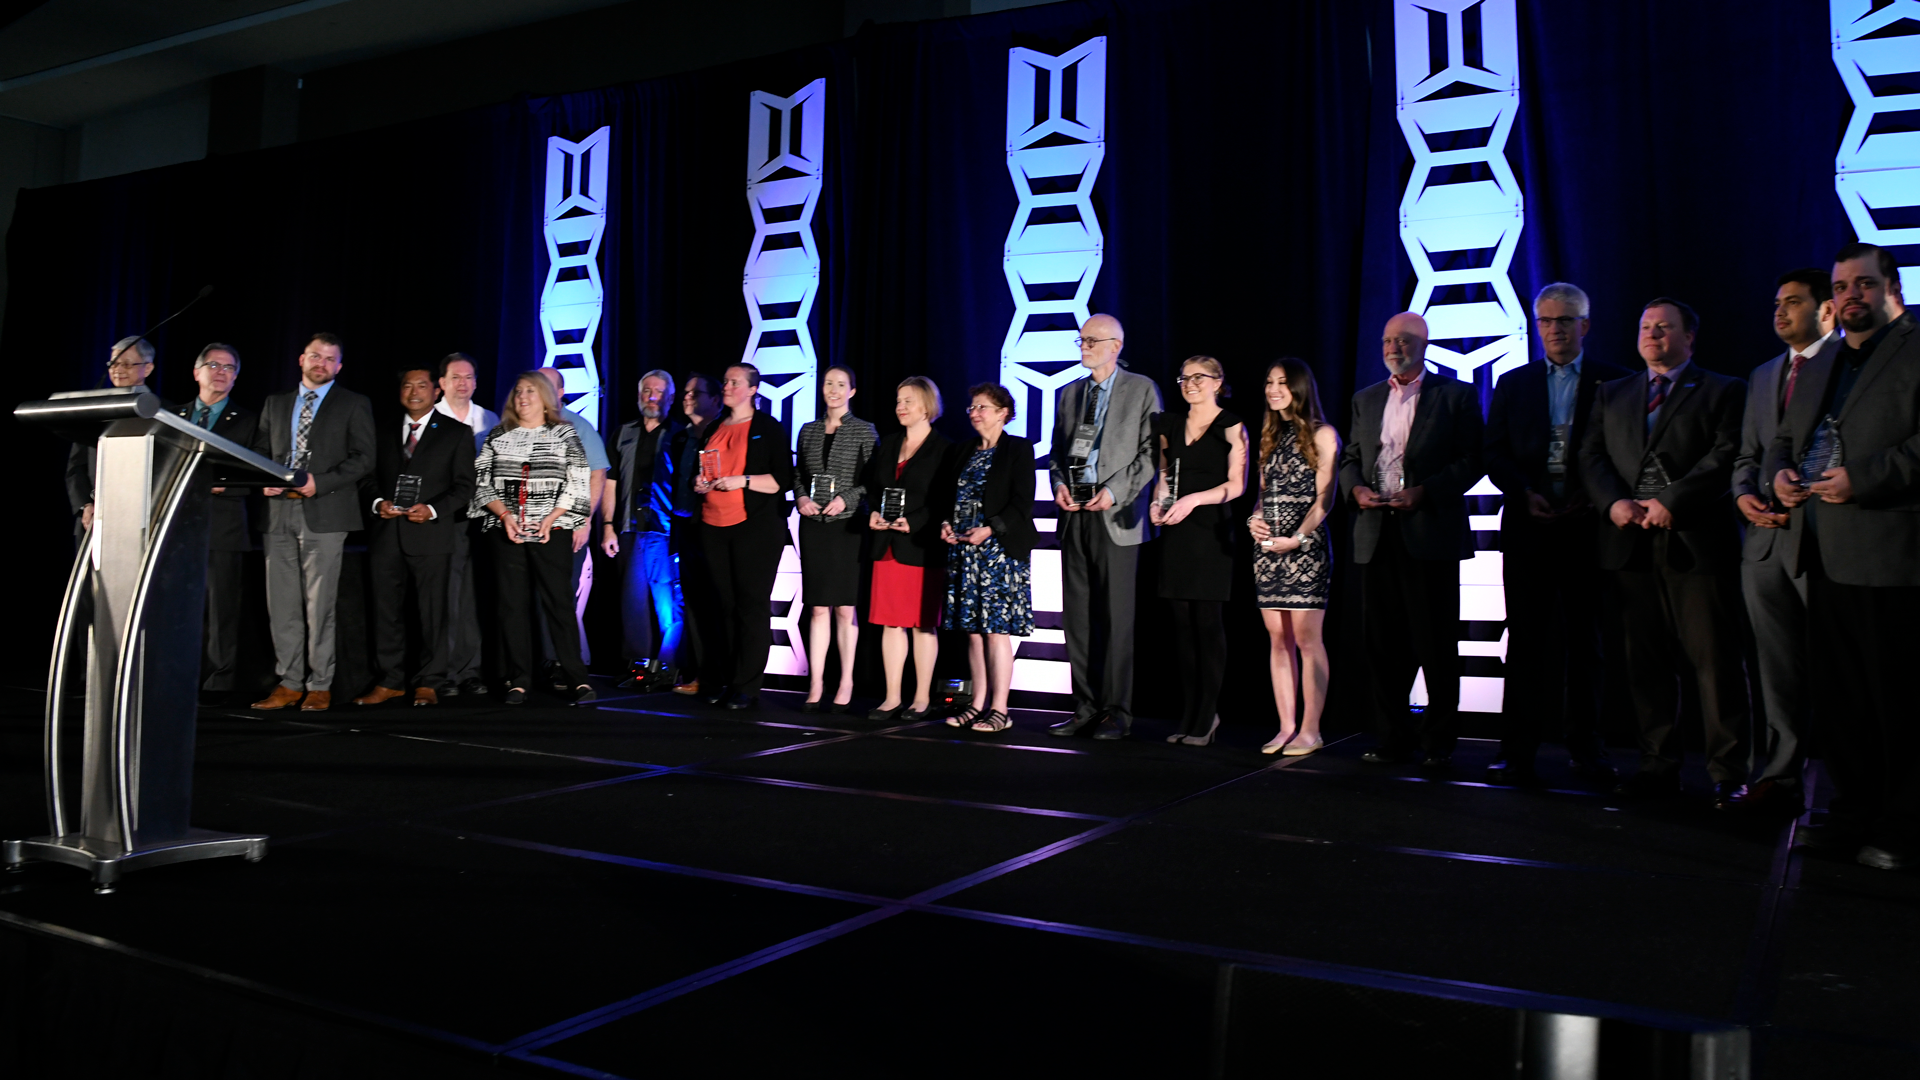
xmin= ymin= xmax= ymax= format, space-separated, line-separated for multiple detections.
xmin=540 ymin=126 xmax=611 ymax=429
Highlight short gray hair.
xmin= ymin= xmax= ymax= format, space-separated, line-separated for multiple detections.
xmin=196 ymin=342 xmax=241 ymax=372
xmin=639 ymin=369 xmax=676 ymax=401
xmin=110 ymin=336 xmax=156 ymax=365
xmin=1533 ymin=282 xmax=1591 ymax=317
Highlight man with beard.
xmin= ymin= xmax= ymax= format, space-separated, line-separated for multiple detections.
xmin=602 ymin=370 xmax=686 ymax=689
xmin=1771 ymin=243 xmax=1920 ymax=869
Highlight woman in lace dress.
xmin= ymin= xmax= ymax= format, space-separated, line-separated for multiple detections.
xmin=1248 ymin=358 xmax=1339 ymax=755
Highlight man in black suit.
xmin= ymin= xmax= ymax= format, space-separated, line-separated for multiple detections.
xmin=353 ymin=368 xmax=477 ymax=708
xmin=1339 ymin=311 xmax=1484 ymax=768
xmin=1484 ymin=283 xmax=1627 ymax=785
xmin=248 ymin=332 xmax=377 ymax=713
xmin=175 ymin=343 xmax=254 ymax=704
xmin=1731 ymin=269 xmax=1839 ymax=813
xmin=67 ymin=335 xmax=159 ymax=541
xmin=1770 ymin=243 xmax=1920 ymax=869
xmin=1580 ymin=298 xmax=1749 ymax=802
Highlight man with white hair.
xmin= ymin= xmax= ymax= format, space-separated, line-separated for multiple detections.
xmin=67 ymin=335 xmax=159 ymax=539
xmin=603 ymin=370 xmax=686 ymax=688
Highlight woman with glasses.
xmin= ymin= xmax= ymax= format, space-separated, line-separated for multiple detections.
xmin=1149 ymin=356 xmax=1248 ymax=745
xmin=473 ymin=371 xmax=595 ymax=705
xmin=865 ymin=376 xmax=954 ymax=722
xmin=1248 ymin=358 xmax=1339 ymax=755
xmin=939 ymin=383 xmax=1037 ymax=734
xmin=795 ymin=366 xmax=876 ymax=713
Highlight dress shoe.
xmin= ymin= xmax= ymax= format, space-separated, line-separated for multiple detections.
xmin=1569 ymin=755 xmax=1619 ymax=783
xmin=722 ymin=691 xmax=757 ymax=711
xmin=1709 ymin=780 xmax=1744 ymax=810
xmin=1049 ymin=711 xmax=1100 ymax=737
xmin=353 ymin=686 xmax=406 ymax=706
xmin=251 ymin=685 xmax=304 ymax=711
xmin=299 ymin=691 xmax=332 ymax=712
xmin=1281 ymin=736 xmax=1325 ymax=757
xmin=1181 ymin=714 xmax=1222 ymax=747
xmin=703 ymin=685 xmax=730 ymax=706
xmin=899 ymin=704 xmax=934 ymax=722
xmin=458 ymin=677 xmax=489 ymax=697
xmin=541 ymin=660 xmax=567 ymax=692
xmin=1092 ymin=713 xmax=1132 ymax=740
xmin=1418 ymin=754 xmax=1452 ymax=771
xmin=1612 ymin=769 xmax=1682 ymax=797
xmin=1361 ymin=749 xmax=1413 ymax=765
xmin=867 ymin=702 xmax=906 ymax=722
xmin=571 ymin=684 xmax=598 ymax=706
xmin=827 ymin=699 xmax=849 ymax=715
xmin=1728 ymin=779 xmax=1801 ymax=815
xmin=1483 ymin=757 xmax=1538 ymax=786
xmin=412 ymin=687 xmax=439 ymax=707
xmin=1857 ymin=842 xmax=1912 ymax=871
xmin=673 ymin=679 xmax=701 ymax=696
xmin=503 ymin=687 xmax=527 ymax=705
xmin=800 ymin=699 xmax=824 ymax=714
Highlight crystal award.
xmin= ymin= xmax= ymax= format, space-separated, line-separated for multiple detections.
xmin=1373 ymin=459 xmax=1404 ymax=499
xmin=392 ymin=473 xmax=424 ymax=509
xmin=1796 ymin=416 xmax=1843 ymax=488
xmin=809 ymin=473 xmax=836 ymax=506
xmin=697 ymin=448 xmax=721 ymax=488
xmin=1633 ymin=454 xmax=1670 ymax=500
xmin=881 ymin=487 xmax=907 ymax=522
xmin=1159 ymin=458 xmax=1181 ymax=512
xmin=1260 ymin=483 xmax=1286 ymax=549
xmin=954 ymin=498 xmax=982 ymax=533
xmin=1546 ymin=423 xmax=1571 ymax=478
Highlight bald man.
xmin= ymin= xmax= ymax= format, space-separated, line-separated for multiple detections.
xmin=1047 ymin=314 xmax=1164 ymax=740
xmin=1338 ymin=312 xmax=1484 ymax=768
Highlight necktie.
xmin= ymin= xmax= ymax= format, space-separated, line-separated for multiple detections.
xmin=1781 ymin=354 xmax=1806 ymax=415
xmin=194 ymin=403 xmax=211 ymax=429
xmin=404 ymin=421 xmax=421 ymax=459
xmin=293 ymin=391 xmax=317 ymax=468
xmin=1646 ymin=374 xmax=1669 ymax=415
xmin=1084 ymin=382 xmax=1101 ymax=425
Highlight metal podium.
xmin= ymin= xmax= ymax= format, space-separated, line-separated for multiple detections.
xmin=5 ymin=387 xmax=298 ymax=893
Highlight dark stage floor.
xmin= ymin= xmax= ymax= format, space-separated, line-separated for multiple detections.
xmin=3 ymin=684 xmax=1919 ymax=1078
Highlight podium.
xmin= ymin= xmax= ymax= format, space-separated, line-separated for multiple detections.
xmin=5 ymin=388 xmax=297 ymax=893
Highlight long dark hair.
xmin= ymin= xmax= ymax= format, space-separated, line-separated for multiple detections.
xmin=1259 ymin=358 xmax=1330 ymax=474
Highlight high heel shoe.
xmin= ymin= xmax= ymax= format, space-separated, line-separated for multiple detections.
xmin=1261 ymin=730 xmax=1298 ymax=755
xmin=1282 ymin=735 xmax=1325 ymax=757
xmin=827 ymin=700 xmax=849 ymax=715
xmin=1181 ymin=714 xmax=1222 ymax=747
xmin=867 ymin=702 xmax=905 ymax=722
xmin=800 ymin=699 xmax=824 ymax=714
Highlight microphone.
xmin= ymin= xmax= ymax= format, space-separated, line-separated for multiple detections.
xmin=96 ymin=284 xmax=216 ymax=388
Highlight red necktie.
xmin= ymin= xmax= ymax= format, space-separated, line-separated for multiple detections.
xmin=1646 ymin=374 xmax=1669 ymax=414
xmin=1781 ymin=354 xmax=1806 ymax=415
xmin=404 ymin=421 xmax=421 ymax=459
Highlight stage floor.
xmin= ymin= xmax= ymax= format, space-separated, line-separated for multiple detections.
xmin=3 ymin=684 xmax=1918 ymax=1077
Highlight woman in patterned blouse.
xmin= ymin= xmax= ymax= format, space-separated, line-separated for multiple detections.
xmin=473 ymin=371 xmax=595 ymax=706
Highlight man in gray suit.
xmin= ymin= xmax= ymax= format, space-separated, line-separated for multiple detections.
xmin=1339 ymin=311 xmax=1484 ymax=768
xmin=248 ymin=333 xmax=377 ymax=713
xmin=1047 ymin=313 xmax=1162 ymax=740
xmin=1771 ymin=243 xmax=1920 ymax=870
xmin=1731 ymin=269 xmax=1838 ymax=812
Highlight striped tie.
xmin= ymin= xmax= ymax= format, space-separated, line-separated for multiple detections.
xmin=1646 ymin=374 xmax=1669 ymax=415
xmin=404 ymin=421 xmax=422 ymax=460
xmin=293 ymin=391 xmax=317 ymax=469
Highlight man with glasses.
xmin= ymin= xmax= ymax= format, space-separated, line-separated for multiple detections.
xmin=67 ymin=336 xmax=160 ymax=540
xmin=172 ymin=344 xmax=255 ymax=705
xmin=432 ymin=352 xmax=498 ymax=698
xmin=1047 ymin=313 xmax=1162 ymax=741
xmin=1483 ymin=284 xmax=1626 ymax=785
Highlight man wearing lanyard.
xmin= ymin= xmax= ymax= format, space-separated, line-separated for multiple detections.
xmin=175 ymin=343 xmax=253 ymax=705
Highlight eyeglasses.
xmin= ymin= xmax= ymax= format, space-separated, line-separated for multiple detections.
xmin=1534 ymin=316 xmax=1583 ymax=328
xmin=1073 ymin=336 xmax=1119 ymax=349
xmin=196 ymin=361 xmax=237 ymax=374
xmin=1173 ymin=374 xmax=1219 ymax=386
xmin=965 ymin=403 xmax=1004 ymax=413
xmin=106 ymin=359 xmax=149 ymax=372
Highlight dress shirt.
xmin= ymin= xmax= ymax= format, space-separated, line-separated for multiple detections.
xmin=1080 ymin=367 xmax=1117 ymax=484
xmin=562 ymin=407 xmax=611 ymax=472
xmin=1378 ymin=371 xmax=1423 ymax=482
xmin=373 ymin=414 xmax=439 ymax=518
xmin=1780 ymin=341 xmax=1823 ymax=416
xmin=288 ymin=379 xmax=337 ymax=452
xmin=189 ymin=395 xmax=230 ymax=429
xmin=434 ymin=398 xmax=499 ymax=451
xmin=1547 ymin=354 xmax=1582 ymax=427
xmin=1644 ymin=360 xmax=1691 ymax=433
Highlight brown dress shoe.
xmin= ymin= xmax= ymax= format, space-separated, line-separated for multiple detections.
xmin=300 ymin=690 xmax=332 ymax=711
xmin=352 ymin=686 xmax=405 ymax=706
xmin=412 ymin=687 xmax=440 ymax=707
xmin=672 ymin=679 xmax=700 ymax=696
xmin=251 ymin=685 xmax=304 ymax=711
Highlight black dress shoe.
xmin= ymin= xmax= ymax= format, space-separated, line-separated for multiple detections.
xmin=704 ymin=685 xmax=730 ymax=706
xmin=1361 ymin=749 xmax=1413 ymax=765
xmin=1419 ymin=754 xmax=1453 ymax=771
xmin=827 ymin=700 xmax=850 ymax=715
xmin=1612 ymin=769 xmax=1682 ymax=797
xmin=868 ymin=703 xmax=905 ymax=722
xmin=1483 ymin=757 xmax=1537 ymax=786
xmin=458 ymin=677 xmax=489 ymax=697
xmin=899 ymin=705 xmax=934 ymax=722
xmin=1709 ymin=780 xmax=1743 ymax=810
xmin=1569 ymin=755 xmax=1619 ymax=783
xmin=800 ymin=700 xmax=823 ymax=714
xmin=723 ymin=692 xmax=757 ymax=711
xmin=503 ymin=687 xmax=527 ymax=706
xmin=1092 ymin=713 xmax=1132 ymax=740
xmin=541 ymin=660 xmax=567 ymax=693
xmin=1049 ymin=711 xmax=1100 ymax=737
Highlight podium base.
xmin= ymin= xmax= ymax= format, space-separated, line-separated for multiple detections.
xmin=3 ymin=829 xmax=268 ymax=894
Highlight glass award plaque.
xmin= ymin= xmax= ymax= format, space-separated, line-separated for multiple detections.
xmin=393 ymin=473 xmax=424 ymax=509
xmin=1633 ymin=454 xmax=1670 ymax=500
xmin=1796 ymin=416 xmax=1843 ymax=488
xmin=954 ymin=498 xmax=982 ymax=532
xmin=1260 ymin=484 xmax=1285 ymax=548
xmin=808 ymin=473 xmax=836 ymax=506
xmin=1373 ymin=460 xmax=1404 ymax=499
xmin=1546 ymin=423 xmax=1571 ymax=477
xmin=697 ymin=448 xmax=721 ymax=487
xmin=1068 ymin=482 xmax=1098 ymax=507
xmin=881 ymin=487 xmax=908 ymax=522
xmin=1158 ymin=459 xmax=1181 ymax=512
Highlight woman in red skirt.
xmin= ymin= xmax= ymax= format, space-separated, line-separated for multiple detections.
xmin=865 ymin=376 xmax=954 ymax=721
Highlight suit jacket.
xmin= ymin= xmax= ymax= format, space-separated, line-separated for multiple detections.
xmin=360 ymin=412 xmax=477 ymax=557
xmin=866 ymin=429 xmax=955 ymax=567
xmin=249 ymin=383 xmax=377 ymax=534
xmin=1579 ymin=363 xmax=1746 ymax=572
xmin=1338 ymin=374 xmax=1483 ymax=563
xmin=1047 ymin=368 xmax=1163 ymax=546
xmin=694 ymin=410 xmax=795 ymax=537
xmin=1733 ymin=338 xmax=1841 ymax=563
xmin=1763 ymin=312 xmax=1920 ymax=586
xmin=1484 ymin=356 xmax=1626 ymax=550
xmin=945 ymin=435 xmax=1039 ymax=562
xmin=172 ymin=397 xmax=256 ymax=552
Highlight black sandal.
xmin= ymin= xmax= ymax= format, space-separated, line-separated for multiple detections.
xmin=970 ymin=710 xmax=1012 ymax=733
xmin=945 ymin=705 xmax=983 ymax=728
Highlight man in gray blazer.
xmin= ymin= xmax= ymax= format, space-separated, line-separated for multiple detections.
xmin=248 ymin=333 xmax=377 ymax=712
xmin=1771 ymin=243 xmax=1920 ymax=870
xmin=1731 ymin=269 xmax=1838 ymax=812
xmin=1339 ymin=311 xmax=1484 ymax=768
xmin=1047 ymin=313 xmax=1162 ymax=740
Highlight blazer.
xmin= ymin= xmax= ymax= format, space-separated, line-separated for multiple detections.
xmin=172 ymin=397 xmax=256 ymax=552
xmin=694 ymin=410 xmax=795 ymax=536
xmin=1484 ymin=356 xmax=1626 ymax=548
xmin=361 ymin=412 xmax=477 ymax=557
xmin=945 ymin=435 xmax=1039 ymax=562
xmin=1047 ymin=368 xmax=1163 ymax=546
xmin=1338 ymin=374 xmax=1483 ymax=563
xmin=610 ymin=417 xmax=681 ymax=534
xmin=249 ymin=383 xmax=377 ymax=534
xmin=866 ymin=428 xmax=955 ymax=567
xmin=1733 ymin=337 xmax=1841 ymax=563
xmin=1763 ymin=312 xmax=1920 ymax=587
xmin=1579 ymin=363 xmax=1746 ymax=573
xmin=796 ymin=415 xmax=878 ymax=522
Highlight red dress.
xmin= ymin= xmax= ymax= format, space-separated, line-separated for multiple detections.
xmin=869 ymin=460 xmax=942 ymax=628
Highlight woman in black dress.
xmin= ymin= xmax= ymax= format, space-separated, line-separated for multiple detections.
xmin=795 ymin=366 xmax=876 ymax=713
xmin=1150 ymin=355 xmax=1249 ymax=745
xmin=1247 ymin=358 xmax=1339 ymax=755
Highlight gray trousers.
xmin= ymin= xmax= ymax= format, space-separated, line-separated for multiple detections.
xmin=1742 ymin=554 xmax=1807 ymax=785
xmin=446 ymin=519 xmax=484 ymax=682
xmin=264 ymin=501 xmax=346 ymax=692
xmin=1059 ymin=511 xmax=1139 ymax=721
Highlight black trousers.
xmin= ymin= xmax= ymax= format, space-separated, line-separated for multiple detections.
xmin=1806 ymin=541 xmax=1920 ymax=844
xmin=369 ymin=538 xmax=451 ymax=691
xmin=202 ymin=550 xmax=246 ymax=692
xmin=1612 ymin=532 xmax=1748 ymax=783
xmin=700 ymin=519 xmax=785 ymax=696
xmin=1168 ymin=600 xmax=1226 ymax=737
xmin=1059 ymin=512 xmax=1140 ymax=720
xmin=492 ymin=528 xmax=588 ymax=691
xmin=1499 ymin=514 xmax=1608 ymax=763
xmin=1361 ymin=517 xmax=1461 ymax=757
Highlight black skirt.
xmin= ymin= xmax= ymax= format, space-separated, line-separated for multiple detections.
xmin=799 ymin=515 xmax=865 ymax=607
